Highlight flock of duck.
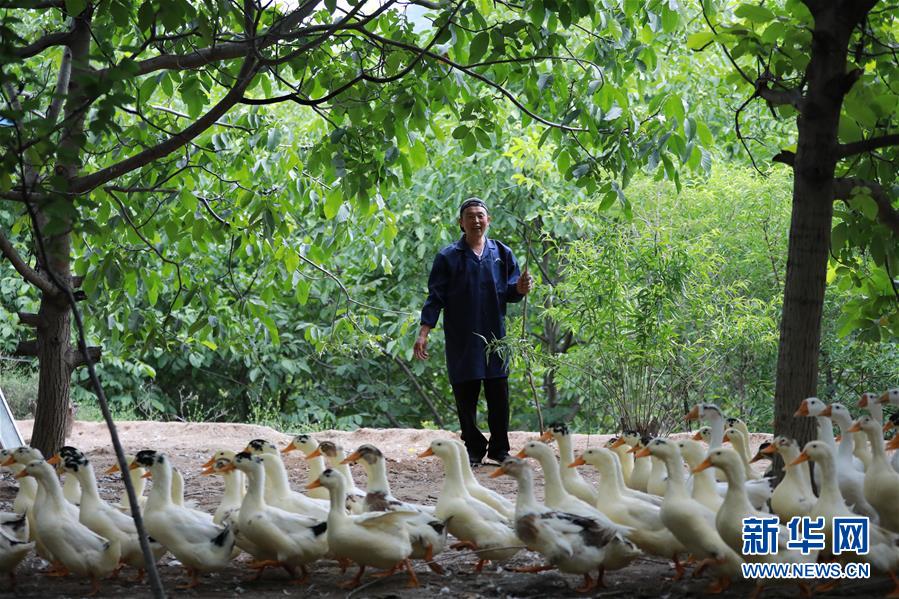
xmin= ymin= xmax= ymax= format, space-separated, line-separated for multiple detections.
xmin=0 ymin=389 xmax=897 ymax=597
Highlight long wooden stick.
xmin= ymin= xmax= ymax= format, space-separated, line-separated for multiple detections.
xmin=520 ymin=223 xmax=544 ymax=433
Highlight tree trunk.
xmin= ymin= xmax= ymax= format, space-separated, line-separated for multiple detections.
xmin=30 ymin=290 xmax=73 ymax=456
xmin=29 ymin=9 xmax=92 ymax=456
xmin=773 ymin=6 xmax=860 ymax=451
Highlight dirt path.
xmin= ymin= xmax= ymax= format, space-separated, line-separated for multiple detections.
xmin=1 ymin=421 xmax=891 ymax=598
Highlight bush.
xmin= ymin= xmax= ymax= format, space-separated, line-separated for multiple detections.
xmin=0 ymin=364 xmax=38 ymax=418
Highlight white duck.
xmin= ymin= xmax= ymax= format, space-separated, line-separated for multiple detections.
xmin=517 ymin=440 xmax=631 ymax=529
xmin=132 ymin=450 xmax=235 ymax=588
xmin=306 ymin=441 xmax=365 ymax=514
xmin=3 ymin=446 xmax=77 ymax=571
xmin=418 ymin=439 xmax=521 ymax=571
xmin=725 ymin=416 xmax=753 ymax=463
xmin=308 ymin=469 xmax=419 ymax=589
xmin=0 ymin=449 xmax=36 ymax=517
xmin=604 ymin=436 xmax=634 ymax=486
xmin=491 ymin=457 xmax=640 ymax=592
xmin=722 ymin=427 xmax=762 ymax=480
xmin=850 ymin=416 xmax=899 ymax=533
xmin=281 ymin=434 xmax=329 ymax=500
xmin=643 ymin=438 xmax=742 ymax=594
xmin=572 ymin=448 xmax=685 ymax=577
xmin=453 ymin=442 xmax=515 ymax=518
xmin=612 ymin=433 xmax=649 ymax=492
xmin=690 ymin=404 xmax=774 ymax=510
xmin=227 ymin=451 xmax=329 ymax=583
xmin=243 ymin=439 xmax=329 ymax=519
xmin=55 ymin=447 xmax=166 ymax=581
xmin=540 ymin=423 xmax=598 ymax=505
xmin=342 ymin=444 xmax=447 ymax=572
xmin=105 ymin=455 xmax=147 ymax=511
xmin=199 ymin=452 xmax=245 ymax=526
xmin=696 ymin=447 xmax=814 ymax=599
xmin=676 ymin=439 xmax=723 ymax=512
xmin=821 ymin=404 xmax=880 ymax=520
xmin=759 ymin=437 xmax=814 ymax=522
xmin=793 ymin=440 xmax=899 ymax=596
xmin=17 ymin=459 xmax=121 ymax=595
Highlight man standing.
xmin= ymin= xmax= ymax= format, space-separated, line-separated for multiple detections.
xmin=414 ymin=198 xmax=533 ymax=467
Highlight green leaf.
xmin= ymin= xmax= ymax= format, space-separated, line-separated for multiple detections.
xmin=687 ymin=31 xmax=715 ymax=50
xmin=734 ymin=4 xmax=776 ymax=23
xmin=469 ymin=32 xmax=490 ymax=63
xmin=452 ymin=125 xmax=470 ymax=139
xmin=851 ymin=194 xmax=879 ymax=220
xmin=65 ymin=0 xmax=86 ymax=16
xmin=324 ymin=189 xmax=342 ymax=219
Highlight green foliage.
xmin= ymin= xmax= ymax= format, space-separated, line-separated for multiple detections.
xmin=0 ymin=364 xmax=38 ymax=419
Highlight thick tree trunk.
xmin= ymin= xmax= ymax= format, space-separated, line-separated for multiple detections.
xmin=30 ymin=294 xmax=73 ymax=455
xmin=773 ymin=6 xmax=862 ymax=450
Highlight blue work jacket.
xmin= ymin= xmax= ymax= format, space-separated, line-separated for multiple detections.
xmin=420 ymin=236 xmax=525 ymax=384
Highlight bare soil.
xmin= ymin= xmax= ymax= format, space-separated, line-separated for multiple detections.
xmin=1 ymin=421 xmax=891 ymax=598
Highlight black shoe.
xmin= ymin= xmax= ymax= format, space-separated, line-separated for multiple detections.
xmin=485 ymin=452 xmax=511 ymax=465
xmin=468 ymin=458 xmax=482 ymax=468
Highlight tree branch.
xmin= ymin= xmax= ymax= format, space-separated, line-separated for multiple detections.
xmin=45 ymin=46 xmax=72 ymax=127
xmin=0 ymin=0 xmax=63 ymax=7
xmin=95 ymin=0 xmax=322 ymax=79
xmin=833 ymin=177 xmax=899 ymax=236
xmin=13 ymin=340 xmax=38 ymax=357
xmin=755 ymin=80 xmax=803 ymax=109
xmin=71 ymin=57 xmax=259 ymax=193
xmin=772 ymin=150 xmax=796 ymax=166
xmin=67 ymin=346 xmax=102 ymax=369
xmin=17 ymin=312 xmax=40 ymax=327
xmin=0 ymin=228 xmax=58 ymax=295
xmin=837 ymin=133 xmax=899 ymax=158
xmin=361 ymin=30 xmax=589 ymax=132
xmin=12 ymin=31 xmax=71 ymax=59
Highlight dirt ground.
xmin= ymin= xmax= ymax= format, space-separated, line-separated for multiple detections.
xmin=1 ymin=421 xmax=893 ymax=598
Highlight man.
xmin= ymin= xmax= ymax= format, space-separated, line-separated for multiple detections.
xmin=414 ymin=197 xmax=533 ymax=467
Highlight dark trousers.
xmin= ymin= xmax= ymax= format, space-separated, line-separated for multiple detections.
xmin=451 ymin=377 xmax=510 ymax=461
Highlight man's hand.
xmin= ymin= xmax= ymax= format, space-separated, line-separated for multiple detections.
xmin=516 ymin=269 xmax=534 ymax=295
xmin=413 ymin=325 xmax=431 ymax=360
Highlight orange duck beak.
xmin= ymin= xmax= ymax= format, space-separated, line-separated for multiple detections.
xmin=793 ymin=400 xmax=810 ymax=417
xmin=790 ymin=452 xmax=811 ymax=466
xmin=692 ymin=457 xmax=713 ymax=473
xmin=569 ymin=456 xmax=587 ymax=468
xmin=416 ymin=448 xmax=434 ymax=459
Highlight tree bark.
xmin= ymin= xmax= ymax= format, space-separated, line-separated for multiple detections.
xmin=773 ymin=5 xmax=864 ymax=451
xmin=29 ymin=294 xmax=73 ymax=454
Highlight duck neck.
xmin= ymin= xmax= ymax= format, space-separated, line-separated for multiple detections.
xmin=692 ymin=464 xmax=718 ymax=498
xmin=650 ymin=455 xmax=667 ymax=481
xmin=535 ymin=452 xmax=567 ymax=505
xmin=306 ymin=454 xmax=326 ymax=480
xmin=593 ymin=457 xmax=625 ymax=501
xmin=832 ymin=415 xmax=856 ymax=461
xmin=512 ymin=470 xmax=540 ymax=516
xmin=223 ymin=471 xmax=244 ymax=504
xmin=816 ymin=456 xmax=844 ymax=507
xmin=242 ymin=466 xmax=268 ymax=510
xmin=613 ymin=446 xmax=634 ymax=479
xmin=327 ymin=480 xmax=349 ymax=525
xmin=327 ymin=455 xmax=356 ymax=490
xmin=707 ymin=415 xmax=724 ymax=448
xmin=866 ymin=402 xmax=884 ymax=424
xmin=263 ymin=456 xmax=290 ymax=498
xmin=146 ymin=463 xmax=173 ymax=510
xmin=440 ymin=450 xmax=468 ymax=498
xmin=779 ymin=446 xmax=811 ymax=493
xmin=35 ymin=467 xmax=68 ymax=512
xmin=556 ymin=436 xmax=581 ymax=483
xmin=719 ymin=462 xmax=752 ymax=513
xmin=660 ymin=453 xmax=689 ymax=498
xmin=362 ymin=459 xmax=391 ymax=496
xmin=815 ymin=416 xmax=836 ymax=448
xmin=73 ymin=463 xmax=101 ymax=507
xmin=62 ymin=474 xmax=81 ymax=503
xmin=864 ymin=427 xmax=890 ymax=468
